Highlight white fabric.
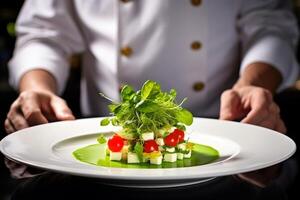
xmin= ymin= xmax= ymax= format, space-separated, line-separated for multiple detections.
xmin=9 ymin=0 xmax=299 ymax=117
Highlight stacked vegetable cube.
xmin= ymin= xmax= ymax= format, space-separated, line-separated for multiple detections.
xmin=106 ymin=128 xmax=192 ymax=165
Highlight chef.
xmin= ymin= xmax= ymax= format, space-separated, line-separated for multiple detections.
xmin=4 ymin=0 xmax=299 ymax=186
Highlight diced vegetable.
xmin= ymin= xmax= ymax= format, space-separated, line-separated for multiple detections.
xmin=108 ymin=135 xmax=124 ymax=152
xmin=141 ymin=132 xmax=154 ymax=141
xmin=165 ymin=147 xmax=175 ymax=153
xmin=164 ymin=153 xmax=177 ymax=162
xmin=177 ymin=143 xmax=186 ymax=151
xmin=164 ymin=132 xmax=179 ymax=147
xmin=110 ymin=152 xmax=122 ymax=161
xmin=143 ymin=140 xmax=159 ymax=153
xmin=184 ymin=150 xmax=192 ymax=158
xmin=172 ymin=129 xmax=185 ymax=143
xmin=155 ymin=138 xmax=164 ymax=146
xmin=150 ymin=155 xmax=163 ymax=165
xmin=128 ymin=152 xmax=140 ymax=163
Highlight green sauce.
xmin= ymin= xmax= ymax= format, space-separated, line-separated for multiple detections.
xmin=73 ymin=143 xmax=219 ymax=169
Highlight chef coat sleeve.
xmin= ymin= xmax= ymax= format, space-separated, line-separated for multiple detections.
xmin=238 ymin=0 xmax=299 ymax=90
xmin=8 ymin=0 xmax=85 ymax=94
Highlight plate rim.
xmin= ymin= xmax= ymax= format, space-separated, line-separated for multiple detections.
xmin=0 ymin=117 xmax=297 ymax=181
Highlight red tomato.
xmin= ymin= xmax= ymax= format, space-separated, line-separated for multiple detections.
xmin=172 ymin=129 xmax=185 ymax=143
xmin=108 ymin=134 xmax=124 ymax=152
xmin=164 ymin=132 xmax=179 ymax=147
xmin=144 ymin=140 xmax=159 ymax=153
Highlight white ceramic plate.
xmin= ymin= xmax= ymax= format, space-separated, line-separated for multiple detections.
xmin=0 ymin=117 xmax=296 ymax=188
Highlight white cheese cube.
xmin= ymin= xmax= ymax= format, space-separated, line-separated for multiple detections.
xmin=177 ymin=153 xmax=184 ymax=160
xmin=184 ymin=150 xmax=192 ymax=158
xmin=110 ymin=151 xmax=122 ymax=161
xmin=177 ymin=143 xmax=186 ymax=151
xmin=155 ymin=138 xmax=164 ymax=146
xmin=127 ymin=152 xmax=140 ymax=163
xmin=166 ymin=147 xmax=175 ymax=153
xmin=150 ymin=155 xmax=163 ymax=165
xmin=164 ymin=153 xmax=177 ymax=162
xmin=141 ymin=132 xmax=154 ymax=141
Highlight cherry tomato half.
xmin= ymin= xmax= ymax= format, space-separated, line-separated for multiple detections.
xmin=164 ymin=132 xmax=179 ymax=147
xmin=108 ymin=134 xmax=124 ymax=152
xmin=144 ymin=140 xmax=159 ymax=153
xmin=172 ymin=129 xmax=185 ymax=143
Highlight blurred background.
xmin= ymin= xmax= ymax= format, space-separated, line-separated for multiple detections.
xmin=0 ymin=1 xmax=82 ymax=199
xmin=0 ymin=1 xmax=300 ymax=199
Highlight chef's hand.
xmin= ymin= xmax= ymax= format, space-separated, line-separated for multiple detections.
xmin=219 ymin=85 xmax=286 ymax=188
xmin=219 ymin=85 xmax=286 ymax=133
xmin=4 ymin=90 xmax=75 ymax=134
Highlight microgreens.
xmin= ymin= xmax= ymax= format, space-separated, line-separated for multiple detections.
xmin=100 ymin=80 xmax=193 ymax=138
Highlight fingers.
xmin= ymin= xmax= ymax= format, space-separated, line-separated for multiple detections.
xmin=4 ymin=119 xmax=15 ymax=134
xmin=50 ymin=97 xmax=75 ymax=120
xmin=8 ymin=112 xmax=29 ymax=130
xmin=258 ymin=114 xmax=279 ymax=131
xmin=243 ymin=102 xmax=286 ymax=134
xmin=5 ymin=90 xmax=75 ymax=134
xmin=19 ymin=92 xmax=48 ymax=126
xmin=237 ymin=87 xmax=286 ymax=134
xmin=255 ymin=105 xmax=283 ymax=131
xmin=6 ymin=101 xmax=29 ymax=131
xmin=223 ymin=86 xmax=286 ymax=134
xmin=241 ymin=89 xmax=271 ymax=124
xmin=220 ymin=90 xmax=242 ymax=120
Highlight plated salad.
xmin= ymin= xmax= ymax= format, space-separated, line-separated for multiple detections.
xmin=99 ymin=80 xmax=194 ymax=165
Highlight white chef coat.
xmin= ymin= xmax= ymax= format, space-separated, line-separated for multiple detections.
xmin=9 ymin=0 xmax=299 ymax=118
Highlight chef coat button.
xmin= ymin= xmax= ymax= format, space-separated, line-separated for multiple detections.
xmin=191 ymin=41 xmax=202 ymax=51
xmin=190 ymin=0 xmax=202 ymax=6
xmin=193 ymin=82 xmax=205 ymax=91
xmin=120 ymin=0 xmax=131 ymax=3
xmin=121 ymin=46 xmax=133 ymax=57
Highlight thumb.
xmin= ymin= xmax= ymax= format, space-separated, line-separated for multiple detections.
xmin=219 ymin=90 xmax=241 ymax=120
xmin=50 ymin=97 xmax=75 ymax=121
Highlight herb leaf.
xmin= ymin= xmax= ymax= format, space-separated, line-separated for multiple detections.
xmin=135 ymin=100 xmax=161 ymax=113
xmin=134 ymin=142 xmax=144 ymax=162
xmin=175 ymin=109 xmax=193 ymax=126
xmin=141 ymin=80 xmax=154 ymax=100
xmin=100 ymin=118 xmax=110 ymax=126
xmin=97 ymin=134 xmax=107 ymax=144
xmin=141 ymin=80 xmax=161 ymax=100
xmin=121 ymin=85 xmax=135 ymax=101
